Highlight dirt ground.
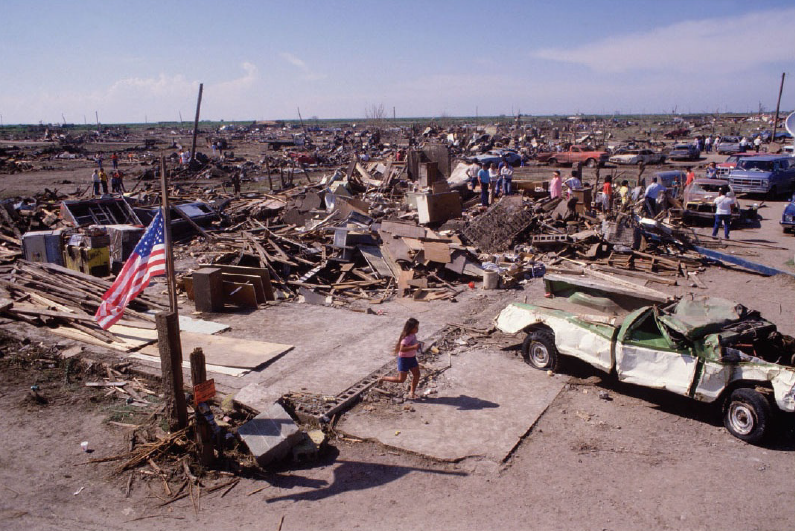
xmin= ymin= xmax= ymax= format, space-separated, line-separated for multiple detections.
xmin=1 ymin=136 xmax=795 ymax=531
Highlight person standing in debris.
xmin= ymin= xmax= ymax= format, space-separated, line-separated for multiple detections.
xmin=111 ymin=152 xmax=119 ymax=170
xmin=91 ymin=169 xmax=101 ymax=196
xmin=95 ymin=153 xmax=103 ymax=170
xmin=477 ymin=164 xmax=491 ymax=207
xmin=685 ymin=167 xmax=696 ymax=187
xmin=705 ymin=162 xmax=717 ymax=179
xmin=618 ymin=180 xmax=631 ymax=208
xmin=740 ymin=137 xmax=749 ymax=152
xmin=500 ymin=161 xmax=514 ymax=196
xmin=644 ymin=176 xmax=664 ymax=217
xmin=466 ymin=161 xmax=481 ymax=190
xmin=111 ymin=171 xmax=121 ymax=194
xmin=378 ymin=318 xmax=421 ymax=400
xmin=98 ymin=168 xmax=109 ymax=195
xmin=602 ymin=175 xmax=613 ymax=211
xmin=712 ymin=186 xmax=734 ymax=239
xmin=549 ymin=170 xmax=562 ymax=199
xmin=753 ymin=135 xmax=762 ymax=152
xmin=488 ymin=163 xmax=499 ymax=203
xmin=563 ymin=172 xmax=582 ymax=198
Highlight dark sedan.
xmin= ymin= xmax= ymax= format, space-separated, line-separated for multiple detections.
xmin=472 ymin=150 xmax=522 ymax=167
xmin=668 ymin=144 xmax=700 ymax=161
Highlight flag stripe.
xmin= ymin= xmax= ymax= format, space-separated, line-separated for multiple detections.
xmin=94 ymin=211 xmax=167 ymax=329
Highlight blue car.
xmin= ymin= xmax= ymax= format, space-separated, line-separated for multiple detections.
xmin=472 ymin=149 xmax=523 ymax=167
xmin=782 ymin=194 xmax=795 ymax=233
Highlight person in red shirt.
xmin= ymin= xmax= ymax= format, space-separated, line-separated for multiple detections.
xmin=602 ymin=175 xmax=613 ymax=211
xmin=685 ymin=167 xmax=696 ymax=187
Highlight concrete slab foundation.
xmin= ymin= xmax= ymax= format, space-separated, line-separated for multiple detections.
xmin=338 ymin=349 xmax=565 ymax=462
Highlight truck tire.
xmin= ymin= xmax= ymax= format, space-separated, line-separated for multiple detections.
xmin=547 ymin=158 xmax=558 ymax=166
xmin=522 ymin=329 xmax=559 ymax=371
xmin=722 ymin=388 xmax=771 ymax=444
xmin=586 ymin=158 xmax=597 ymax=168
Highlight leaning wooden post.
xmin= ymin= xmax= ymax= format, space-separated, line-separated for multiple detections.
xmin=264 ymin=159 xmax=274 ymax=191
xmin=189 ymin=83 xmax=204 ymax=166
xmin=190 ymin=347 xmax=215 ymax=465
xmin=156 ymin=311 xmax=188 ymax=430
xmin=156 ymin=155 xmax=187 ymax=430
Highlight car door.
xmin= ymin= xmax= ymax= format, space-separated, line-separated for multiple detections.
xmin=615 ymin=309 xmax=698 ymax=396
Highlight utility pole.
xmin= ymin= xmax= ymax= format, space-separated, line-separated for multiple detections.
xmin=61 ymin=113 xmax=66 ymax=126
xmin=190 ymin=83 xmax=203 ymax=165
xmin=179 ymin=111 xmax=183 ymax=125
xmin=772 ymin=72 xmax=786 ymax=144
xmin=297 ymin=106 xmax=306 ymax=134
xmin=95 ymin=111 xmax=100 ymax=130
xmin=393 ymin=106 xmax=396 ymax=121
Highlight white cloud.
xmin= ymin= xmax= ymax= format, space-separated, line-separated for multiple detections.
xmin=534 ymin=8 xmax=795 ymax=74
xmin=279 ymin=52 xmax=326 ymax=81
xmin=0 ymin=63 xmax=263 ymax=124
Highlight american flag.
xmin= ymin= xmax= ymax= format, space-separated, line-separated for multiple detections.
xmin=94 ymin=210 xmax=167 ymax=329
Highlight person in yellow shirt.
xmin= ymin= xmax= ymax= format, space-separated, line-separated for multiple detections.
xmin=618 ymin=180 xmax=630 ymax=208
xmin=98 ymin=168 xmax=109 ymax=194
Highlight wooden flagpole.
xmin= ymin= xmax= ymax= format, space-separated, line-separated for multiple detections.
xmin=157 ymin=154 xmax=187 ymax=430
xmin=160 ymin=155 xmax=178 ymax=313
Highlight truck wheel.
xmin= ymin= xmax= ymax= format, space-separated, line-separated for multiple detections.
xmin=548 ymin=158 xmax=558 ymax=166
xmin=586 ymin=158 xmax=597 ymax=168
xmin=722 ymin=388 xmax=771 ymax=444
xmin=768 ymin=186 xmax=778 ymax=199
xmin=522 ymin=330 xmax=559 ymax=371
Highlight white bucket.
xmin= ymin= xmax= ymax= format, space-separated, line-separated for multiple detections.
xmin=482 ymin=270 xmax=499 ymax=290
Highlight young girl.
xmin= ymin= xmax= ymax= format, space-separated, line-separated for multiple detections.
xmin=379 ymin=318 xmax=421 ymax=399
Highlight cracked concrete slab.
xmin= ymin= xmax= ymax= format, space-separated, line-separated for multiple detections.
xmin=338 ymin=348 xmax=565 ymax=462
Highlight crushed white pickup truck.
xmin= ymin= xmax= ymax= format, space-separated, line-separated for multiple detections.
xmin=496 ymin=294 xmax=795 ymax=444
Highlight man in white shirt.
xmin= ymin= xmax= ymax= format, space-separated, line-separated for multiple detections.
xmin=753 ymin=136 xmax=762 ymax=152
xmin=644 ymin=176 xmax=665 ymax=216
xmin=712 ymin=186 xmax=735 ymax=239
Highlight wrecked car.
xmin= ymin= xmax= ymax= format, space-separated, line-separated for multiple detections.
xmin=682 ymin=179 xmax=756 ymax=224
xmin=496 ymin=295 xmax=795 ymax=443
xmin=608 ymin=149 xmax=666 ymax=166
xmin=536 ymin=145 xmax=608 ymax=168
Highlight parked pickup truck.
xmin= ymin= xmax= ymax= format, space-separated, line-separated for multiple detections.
xmin=496 ymin=295 xmax=795 ymax=443
xmin=536 ymin=145 xmax=608 ymax=167
xmin=728 ymin=155 xmax=795 ymax=197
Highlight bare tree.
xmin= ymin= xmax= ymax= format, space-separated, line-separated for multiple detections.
xmin=365 ymin=103 xmax=387 ymax=131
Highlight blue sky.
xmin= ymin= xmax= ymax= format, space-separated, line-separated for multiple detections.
xmin=1 ymin=0 xmax=794 ymax=124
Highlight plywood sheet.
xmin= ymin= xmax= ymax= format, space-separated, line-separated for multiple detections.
xmin=139 ymin=332 xmax=293 ymax=370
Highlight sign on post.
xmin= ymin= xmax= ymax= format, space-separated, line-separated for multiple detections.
xmin=193 ymin=379 xmax=216 ymax=405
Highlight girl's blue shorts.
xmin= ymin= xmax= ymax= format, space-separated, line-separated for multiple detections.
xmin=397 ymin=356 xmax=418 ymax=372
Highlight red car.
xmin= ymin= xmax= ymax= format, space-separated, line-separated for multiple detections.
xmin=664 ymin=127 xmax=690 ymax=139
xmin=287 ymin=152 xmax=317 ymax=165
xmin=536 ymin=145 xmax=608 ymax=167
